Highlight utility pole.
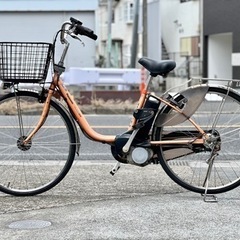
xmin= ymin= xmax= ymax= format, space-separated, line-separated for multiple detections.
xmin=130 ymin=0 xmax=140 ymax=68
xmin=142 ymin=0 xmax=148 ymax=57
xmin=106 ymin=0 xmax=113 ymax=68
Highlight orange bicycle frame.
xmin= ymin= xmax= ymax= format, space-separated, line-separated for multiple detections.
xmin=24 ymin=72 xmax=206 ymax=147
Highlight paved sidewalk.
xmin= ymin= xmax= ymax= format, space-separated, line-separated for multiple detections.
xmin=0 ymin=161 xmax=239 ymax=240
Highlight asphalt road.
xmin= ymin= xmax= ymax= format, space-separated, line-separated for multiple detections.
xmin=0 ymin=161 xmax=239 ymax=240
xmin=0 ymin=115 xmax=239 ymax=239
xmin=78 ymin=114 xmax=132 ymax=161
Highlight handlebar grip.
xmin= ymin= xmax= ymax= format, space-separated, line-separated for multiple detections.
xmin=75 ymin=25 xmax=98 ymax=41
xmin=70 ymin=17 xmax=82 ymax=26
xmin=70 ymin=17 xmax=98 ymax=41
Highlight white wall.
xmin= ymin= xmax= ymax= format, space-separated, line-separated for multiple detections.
xmin=208 ymin=33 xmax=232 ymax=81
xmin=97 ymin=0 xmax=162 ymax=67
xmin=0 ymin=0 xmax=98 ymax=11
xmin=0 ymin=12 xmax=97 ymax=69
xmin=147 ymin=0 xmax=162 ymax=61
xmin=160 ymin=0 xmax=199 ymax=54
xmin=97 ymin=0 xmax=135 ymax=68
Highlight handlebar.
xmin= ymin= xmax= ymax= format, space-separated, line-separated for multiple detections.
xmin=54 ymin=17 xmax=98 ymax=73
xmin=70 ymin=17 xmax=98 ymax=40
xmin=60 ymin=17 xmax=98 ymax=43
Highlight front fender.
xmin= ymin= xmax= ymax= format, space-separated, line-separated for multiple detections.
xmin=51 ymin=97 xmax=81 ymax=155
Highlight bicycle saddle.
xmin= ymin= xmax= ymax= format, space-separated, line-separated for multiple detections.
xmin=138 ymin=57 xmax=176 ymax=77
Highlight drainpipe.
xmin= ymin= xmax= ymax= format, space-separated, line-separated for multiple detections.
xmin=106 ymin=0 xmax=113 ymax=68
xmin=130 ymin=0 xmax=140 ymax=68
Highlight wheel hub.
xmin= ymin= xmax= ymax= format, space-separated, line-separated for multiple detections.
xmin=17 ymin=136 xmax=32 ymax=151
xmin=205 ymin=129 xmax=221 ymax=151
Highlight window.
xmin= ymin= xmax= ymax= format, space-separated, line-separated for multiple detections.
xmin=124 ymin=1 xmax=134 ymax=23
xmin=180 ymin=36 xmax=200 ymax=57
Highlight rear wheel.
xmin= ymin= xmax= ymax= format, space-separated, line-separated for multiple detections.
xmin=153 ymin=86 xmax=240 ymax=194
xmin=0 ymin=90 xmax=76 ymax=196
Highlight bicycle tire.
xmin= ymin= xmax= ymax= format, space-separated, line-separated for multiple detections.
xmin=0 ymin=90 xmax=76 ymax=196
xmin=153 ymin=86 xmax=240 ymax=194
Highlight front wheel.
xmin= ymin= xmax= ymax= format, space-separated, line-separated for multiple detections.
xmin=0 ymin=90 xmax=76 ymax=196
xmin=153 ymin=86 xmax=240 ymax=194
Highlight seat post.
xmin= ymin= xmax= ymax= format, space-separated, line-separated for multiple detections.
xmin=145 ymin=74 xmax=154 ymax=92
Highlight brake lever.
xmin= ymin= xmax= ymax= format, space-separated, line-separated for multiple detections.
xmin=70 ymin=33 xmax=85 ymax=47
xmin=62 ymin=23 xmax=85 ymax=47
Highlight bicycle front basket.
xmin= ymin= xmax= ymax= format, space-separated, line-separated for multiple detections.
xmin=0 ymin=42 xmax=52 ymax=83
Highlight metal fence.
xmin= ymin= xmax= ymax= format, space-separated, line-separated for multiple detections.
xmin=168 ymin=52 xmax=202 ymax=78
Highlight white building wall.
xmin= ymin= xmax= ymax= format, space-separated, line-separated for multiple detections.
xmin=97 ymin=0 xmax=162 ymax=68
xmin=160 ymin=0 xmax=200 ymax=54
xmin=147 ymin=0 xmax=161 ymax=61
xmin=0 ymin=0 xmax=98 ymax=69
xmin=0 ymin=0 xmax=98 ymax=11
xmin=208 ymin=33 xmax=232 ymax=81
xmin=97 ymin=0 xmax=135 ymax=68
xmin=112 ymin=2 xmax=133 ymax=43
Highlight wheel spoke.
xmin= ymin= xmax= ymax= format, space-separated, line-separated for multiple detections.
xmin=0 ymin=91 xmax=76 ymax=196
xmin=154 ymin=86 xmax=240 ymax=194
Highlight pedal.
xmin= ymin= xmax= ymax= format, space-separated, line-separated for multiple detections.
xmin=110 ymin=162 xmax=121 ymax=176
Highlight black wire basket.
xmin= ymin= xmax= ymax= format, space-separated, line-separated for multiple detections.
xmin=0 ymin=42 xmax=52 ymax=83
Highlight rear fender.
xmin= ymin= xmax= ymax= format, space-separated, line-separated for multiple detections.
xmin=155 ymin=85 xmax=209 ymax=127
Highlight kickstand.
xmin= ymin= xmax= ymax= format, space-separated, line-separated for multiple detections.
xmin=202 ymin=177 xmax=218 ymax=202
xmin=202 ymin=154 xmax=218 ymax=203
xmin=203 ymin=193 xmax=218 ymax=202
xmin=110 ymin=162 xmax=121 ymax=176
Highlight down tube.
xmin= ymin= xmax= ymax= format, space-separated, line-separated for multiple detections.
xmin=57 ymin=79 xmax=116 ymax=143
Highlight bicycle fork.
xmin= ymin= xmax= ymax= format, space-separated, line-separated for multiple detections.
xmin=23 ymin=81 xmax=56 ymax=145
xmin=14 ymin=90 xmax=24 ymax=138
